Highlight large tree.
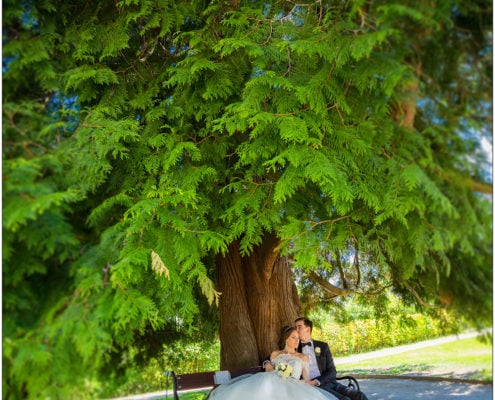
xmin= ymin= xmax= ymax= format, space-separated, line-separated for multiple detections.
xmin=3 ymin=0 xmax=492 ymax=398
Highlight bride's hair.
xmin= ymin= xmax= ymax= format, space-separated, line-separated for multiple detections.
xmin=279 ymin=325 xmax=296 ymax=349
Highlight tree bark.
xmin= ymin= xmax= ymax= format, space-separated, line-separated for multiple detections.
xmin=216 ymin=232 xmax=301 ymax=369
xmin=216 ymin=240 xmax=259 ymax=370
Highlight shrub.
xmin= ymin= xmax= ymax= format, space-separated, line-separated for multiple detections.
xmin=312 ymin=306 xmax=465 ymax=356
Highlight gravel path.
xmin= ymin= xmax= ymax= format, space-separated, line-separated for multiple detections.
xmin=358 ymin=377 xmax=492 ymax=400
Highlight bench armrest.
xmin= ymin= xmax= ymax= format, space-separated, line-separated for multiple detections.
xmin=336 ymin=375 xmax=360 ymax=391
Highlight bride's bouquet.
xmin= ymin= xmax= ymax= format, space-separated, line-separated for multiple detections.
xmin=276 ymin=362 xmax=293 ymax=379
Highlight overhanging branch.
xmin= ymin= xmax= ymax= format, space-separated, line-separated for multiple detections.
xmin=403 ymin=281 xmax=437 ymax=308
xmin=308 ymin=271 xmax=354 ymax=297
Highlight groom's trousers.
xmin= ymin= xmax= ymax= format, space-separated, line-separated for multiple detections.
xmin=321 ymin=381 xmax=369 ymax=400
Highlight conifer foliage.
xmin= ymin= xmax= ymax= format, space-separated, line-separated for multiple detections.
xmin=3 ymin=0 xmax=492 ymax=397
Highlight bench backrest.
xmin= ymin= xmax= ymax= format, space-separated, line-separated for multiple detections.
xmin=170 ymin=366 xmax=263 ymax=399
xmin=176 ymin=371 xmax=215 ymax=391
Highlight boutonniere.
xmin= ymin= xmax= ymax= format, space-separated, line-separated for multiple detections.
xmin=315 ymin=346 xmax=321 ymax=358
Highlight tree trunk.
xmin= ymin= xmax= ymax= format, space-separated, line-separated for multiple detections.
xmin=216 ymin=232 xmax=301 ymax=369
xmin=216 ymin=240 xmax=259 ymax=370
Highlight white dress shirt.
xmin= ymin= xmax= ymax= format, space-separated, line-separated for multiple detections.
xmin=301 ymin=340 xmax=320 ymax=380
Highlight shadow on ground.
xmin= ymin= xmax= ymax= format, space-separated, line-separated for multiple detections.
xmin=359 ymin=378 xmax=493 ymax=400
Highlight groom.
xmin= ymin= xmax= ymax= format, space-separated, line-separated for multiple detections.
xmin=295 ymin=316 xmax=369 ymax=400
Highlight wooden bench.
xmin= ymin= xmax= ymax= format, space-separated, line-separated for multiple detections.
xmin=165 ymin=367 xmax=360 ymax=399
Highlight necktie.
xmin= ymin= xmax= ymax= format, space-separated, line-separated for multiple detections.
xmin=301 ymin=342 xmax=312 ymax=348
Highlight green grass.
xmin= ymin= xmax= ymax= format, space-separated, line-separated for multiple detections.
xmin=337 ymin=337 xmax=493 ymax=382
xmin=177 ymin=392 xmax=210 ymax=399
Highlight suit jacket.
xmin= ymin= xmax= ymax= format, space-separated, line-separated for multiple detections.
xmin=297 ymin=339 xmax=337 ymax=386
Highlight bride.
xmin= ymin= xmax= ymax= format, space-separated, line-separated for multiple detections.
xmin=208 ymin=326 xmax=338 ymax=399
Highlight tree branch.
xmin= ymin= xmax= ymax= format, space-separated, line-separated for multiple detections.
xmin=440 ymin=169 xmax=493 ymax=195
xmin=353 ymin=243 xmax=361 ymax=288
xmin=335 ymin=251 xmax=348 ymax=289
xmin=308 ymin=271 xmax=354 ymax=297
xmin=403 ymin=281 xmax=437 ymax=308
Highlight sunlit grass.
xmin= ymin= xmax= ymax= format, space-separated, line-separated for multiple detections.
xmin=338 ymin=337 xmax=493 ymax=382
xmin=178 ymin=392 xmax=210 ymax=399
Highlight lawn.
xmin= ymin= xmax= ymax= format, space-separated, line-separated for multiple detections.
xmin=337 ymin=337 xmax=493 ymax=382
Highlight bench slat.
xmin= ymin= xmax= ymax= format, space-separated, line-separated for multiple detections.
xmin=175 ymin=366 xmax=263 ymax=391
xmin=176 ymin=371 xmax=216 ymax=390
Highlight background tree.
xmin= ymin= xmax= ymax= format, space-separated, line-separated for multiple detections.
xmin=3 ymin=0 xmax=492 ymax=398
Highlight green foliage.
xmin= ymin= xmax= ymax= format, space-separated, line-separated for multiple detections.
xmin=318 ymin=312 xmax=460 ymax=356
xmin=3 ymin=0 xmax=491 ymax=398
xmin=99 ymin=340 xmax=221 ymax=398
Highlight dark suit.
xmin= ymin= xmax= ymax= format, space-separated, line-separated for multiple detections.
xmin=298 ymin=340 xmax=368 ymax=400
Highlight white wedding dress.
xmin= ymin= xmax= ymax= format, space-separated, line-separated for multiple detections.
xmin=208 ymin=354 xmax=338 ymax=399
